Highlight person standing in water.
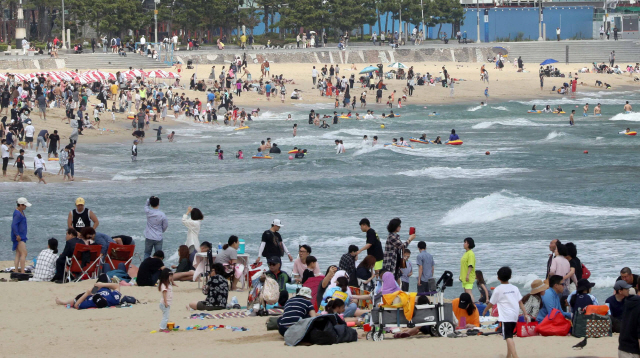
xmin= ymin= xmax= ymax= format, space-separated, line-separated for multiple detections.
xmin=624 ymin=101 xmax=632 ymax=113
xmin=293 ymin=123 xmax=297 ymax=137
xmin=583 ymin=103 xmax=589 ymax=117
xmin=132 ymin=140 xmax=138 ymax=161
xmin=570 ymin=110 xmax=575 ymax=126
xmin=594 ymin=103 xmax=602 ymax=115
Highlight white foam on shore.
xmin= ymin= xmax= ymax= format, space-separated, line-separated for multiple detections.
xmin=399 ymin=167 xmax=530 ymax=179
xmin=467 ymin=105 xmax=482 ymax=112
xmin=441 ymin=190 xmax=640 ymax=225
xmin=472 ymin=118 xmax=550 ymax=129
xmin=542 ymin=131 xmax=567 ymax=141
xmin=491 ymin=106 xmax=508 ymax=111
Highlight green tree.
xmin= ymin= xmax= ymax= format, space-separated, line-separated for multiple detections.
xmin=274 ymin=0 xmax=329 ymax=32
xmin=326 ymin=0 xmax=377 ymax=36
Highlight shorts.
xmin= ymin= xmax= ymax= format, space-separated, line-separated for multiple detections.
xmin=619 ymin=350 xmax=640 ymax=358
xmin=48 ymin=146 xmax=57 ymax=154
xmin=462 ymin=282 xmax=474 ymax=290
xmin=35 ymin=168 xmax=43 ymax=178
xmin=17 ymin=167 xmax=23 ymax=173
xmin=265 ymin=67 xmax=270 ymax=72
xmin=501 ymin=322 xmax=516 ymax=340
xmin=63 ymin=164 xmax=70 ymax=175
xmin=37 ymin=136 xmax=46 ymax=147
xmin=39 ymin=106 xmax=46 ymax=113
xmin=266 ymin=92 xmax=270 ymax=98
xmin=25 ymin=137 xmax=33 ymax=143
xmin=374 ymin=260 xmax=383 ymax=270
xmin=196 ymin=301 xmax=224 ymax=311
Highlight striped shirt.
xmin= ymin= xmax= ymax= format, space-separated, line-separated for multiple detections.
xmin=277 ymin=296 xmax=314 ymax=328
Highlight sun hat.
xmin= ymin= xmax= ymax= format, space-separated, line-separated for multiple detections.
xmin=298 ymin=287 xmax=312 ymax=299
xmin=529 ymin=279 xmax=549 ymax=295
xmin=17 ymin=197 xmax=31 ymax=207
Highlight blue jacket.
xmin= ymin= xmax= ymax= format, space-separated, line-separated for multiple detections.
xmin=144 ymin=199 xmax=168 ymax=241
xmin=11 ymin=209 xmax=27 ymax=242
xmin=94 ymin=232 xmax=115 ymax=255
xmin=537 ymin=288 xmax=572 ymax=322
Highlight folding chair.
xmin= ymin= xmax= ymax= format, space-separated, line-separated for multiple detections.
xmin=104 ymin=243 xmax=135 ymax=272
xmin=63 ymin=244 xmax=102 ymax=283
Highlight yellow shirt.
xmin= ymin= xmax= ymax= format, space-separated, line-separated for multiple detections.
xmin=240 ymin=35 xmax=247 ymax=43
xmin=460 ymin=250 xmax=476 ymax=284
xmin=110 ymin=84 xmax=118 ymax=95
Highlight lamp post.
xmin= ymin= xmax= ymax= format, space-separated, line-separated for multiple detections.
xmin=476 ymin=0 xmax=481 ymax=43
xmin=420 ymin=0 xmax=425 ymax=41
xmin=61 ymin=0 xmax=66 ymax=49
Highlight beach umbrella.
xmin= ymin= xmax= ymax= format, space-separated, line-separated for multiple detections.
xmin=12 ymin=73 xmax=28 ymax=81
xmin=167 ymin=71 xmax=180 ymax=79
xmin=359 ymin=66 xmax=378 ymax=74
xmin=492 ymin=46 xmax=508 ymax=56
xmin=540 ymin=59 xmax=558 ymax=66
xmin=388 ymin=62 xmax=408 ymax=69
xmin=148 ymin=70 xmax=171 ymax=78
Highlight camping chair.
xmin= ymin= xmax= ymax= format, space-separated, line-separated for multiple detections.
xmin=63 ymin=244 xmax=102 ymax=283
xmin=104 ymin=243 xmax=135 ymax=272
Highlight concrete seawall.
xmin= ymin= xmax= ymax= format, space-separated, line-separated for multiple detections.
xmin=174 ymin=47 xmax=495 ymax=66
xmin=0 ymin=57 xmax=64 ymax=70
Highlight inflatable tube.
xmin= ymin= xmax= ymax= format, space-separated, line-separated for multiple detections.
xmin=527 ymin=110 xmax=542 ymax=114
xmin=288 ymin=150 xmax=308 ymax=154
xmin=552 ymin=111 xmax=566 ymax=114
xmin=382 ymin=115 xmax=401 ymax=118
xmin=409 ymin=138 xmax=430 ymax=144
xmin=339 ymin=116 xmax=352 ymax=119
xmin=234 ymin=126 xmax=249 ymax=131
xmin=624 ymin=131 xmax=637 ymax=136
xmin=48 ymin=158 xmax=59 ymax=161
xmin=428 ymin=113 xmax=439 ymax=116
xmin=446 ymin=140 xmax=463 ymax=145
xmin=127 ymin=115 xmax=135 ymax=119
xmin=18 ymin=141 xmax=26 ymax=146
xmin=252 ymin=156 xmax=272 ymax=159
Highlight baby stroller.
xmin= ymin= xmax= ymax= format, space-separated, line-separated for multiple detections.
xmin=187 ymin=60 xmax=194 ymax=70
xmin=366 ymin=271 xmax=455 ymax=341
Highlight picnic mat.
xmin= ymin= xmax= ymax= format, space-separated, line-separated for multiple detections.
xmin=191 ymin=311 xmax=249 ymax=320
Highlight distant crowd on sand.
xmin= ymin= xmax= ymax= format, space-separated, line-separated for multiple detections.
xmin=7 ymin=196 xmax=640 ymax=355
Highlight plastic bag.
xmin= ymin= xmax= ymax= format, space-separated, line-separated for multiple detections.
xmin=535 ymin=308 xmax=571 ymax=336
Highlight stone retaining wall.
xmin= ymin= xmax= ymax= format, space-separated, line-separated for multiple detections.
xmin=174 ymin=47 xmax=495 ymax=65
xmin=0 ymin=58 xmax=63 ymax=70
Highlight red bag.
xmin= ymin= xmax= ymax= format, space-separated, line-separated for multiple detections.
xmin=582 ymin=264 xmax=591 ymax=279
xmin=535 ymin=308 xmax=572 ymax=336
xmin=516 ymin=322 xmax=539 ymax=337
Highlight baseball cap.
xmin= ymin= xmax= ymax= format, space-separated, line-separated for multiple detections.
xmin=272 ymin=219 xmax=284 ymax=227
xmin=298 ymin=287 xmax=312 ymax=299
xmin=458 ymin=292 xmax=472 ymax=309
xmin=614 ymin=280 xmax=633 ymax=290
xmin=576 ymin=279 xmax=595 ymax=292
xmin=75 ymin=197 xmax=85 ymax=205
xmin=93 ymin=294 xmax=108 ymax=308
xmin=17 ymin=197 xmax=31 ymax=207
xmin=267 ymin=256 xmax=281 ymax=265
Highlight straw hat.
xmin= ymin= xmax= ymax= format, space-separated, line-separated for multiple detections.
xmin=530 ymin=279 xmax=548 ymax=295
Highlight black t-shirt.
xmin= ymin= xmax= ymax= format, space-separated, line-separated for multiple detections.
xmin=269 ymin=146 xmax=281 ymax=154
xmin=376 ymin=89 xmax=382 ymax=98
xmin=357 ymin=266 xmax=371 ymax=281
xmin=570 ymin=258 xmax=582 ymax=280
xmin=48 ymin=134 xmax=59 ymax=147
xmin=301 ymin=269 xmax=314 ymax=284
xmin=333 ymin=115 xmax=338 ymax=124
xmin=261 ymin=229 xmax=283 ymax=258
xmin=16 ymin=154 xmax=24 ymax=168
xmin=366 ymin=228 xmax=384 ymax=261
xmin=137 ymin=257 xmax=164 ymax=286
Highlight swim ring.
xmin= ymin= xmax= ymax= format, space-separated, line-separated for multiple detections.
xmin=527 ymin=110 xmax=542 ymax=114
xmin=252 ymin=156 xmax=272 ymax=159
xmin=446 ymin=140 xmax=463 ymax=145
xmin=234 ymin=126 xmax=249 ymax=131
xmin=48 ymin=158 xmax=59 ymax=161
xmin=409 ymin=138 xmax=430 ymax=144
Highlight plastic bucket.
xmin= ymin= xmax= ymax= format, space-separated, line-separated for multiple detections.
xmin=238 ymin=239 xmax=245 ymax=254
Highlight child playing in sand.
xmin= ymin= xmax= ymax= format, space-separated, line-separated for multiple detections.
xmin=167 ymin=131 xmax=175 ymax=142
xmin=158 ymin=268 xmax=173 ymax=333
xmin=482 ymin=267 xmax=530 ymax=358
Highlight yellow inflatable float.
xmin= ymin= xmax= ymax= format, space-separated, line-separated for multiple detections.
xmin=234 ymin=126 xmax=249 ymax=131
xmin=252 ymin=156 xmax=272 ymax=159
xmin=446 ymin=140 xmax=463 ymax=145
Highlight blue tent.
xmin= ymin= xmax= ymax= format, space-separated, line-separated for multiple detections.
xmin=359 ymin=66 xmax=378 ymax=74
xmin=540 ymin=59 xmax=558 ymax=66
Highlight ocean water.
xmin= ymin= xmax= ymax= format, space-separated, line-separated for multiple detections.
xmin=3 ymin=91 xmax=639 ymax=302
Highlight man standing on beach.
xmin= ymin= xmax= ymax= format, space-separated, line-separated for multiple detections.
xmin=68 ymin=198 xmax=99 ymax=232
xmin=416 ymin=241 xmax=435 ymax=293
xmin=610 ymin=51 xmax=616 ymax=67
xmin=546 ymin=239 xmax=559 ymax=279
xmin=312 ymin=66 xmax=318 ymax=87
xmin=357 ymin=218 xmax=384 ymax=272
xmin=256 ymin=219 xmax=293 ymax=264
xmin=144 ymin=196 xmax=168 ymax=260
xmin=556 ymin=27 xmax=561 ymax=41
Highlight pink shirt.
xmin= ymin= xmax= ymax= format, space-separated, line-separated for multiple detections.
xmin=549 ymin=256 xmax=574 ymax=289
xmin=292 ymin=257 xmax=320 ymax=278
xmin=160 ymin=283 xmax=173 ymax=306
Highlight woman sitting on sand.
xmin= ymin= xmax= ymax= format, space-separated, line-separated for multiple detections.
xmin=188 ymin=263 xmax=228 ymax=311
xmin=171 ymin=245 xmax=195 ymax=281
xmin=520 ymin=279 xmax=548 ymax=319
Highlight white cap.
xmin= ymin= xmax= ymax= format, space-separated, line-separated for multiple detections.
xmin=17 ymin=197 xmax=31 ymax=207
xmin=272 ymin=219 xmax=284 ymax=227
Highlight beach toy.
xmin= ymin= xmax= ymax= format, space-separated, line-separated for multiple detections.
xmin=288 ymin=156 xmax=293 ymax=160
xmin=347 ymin=321 xmax=356 ymax=327
xmin=234 ymin=126 xmax=249 ymax=131
xmin=446 ymin=140 xmax=463 ymax=146
xmin=127 ymin=115 xmax=135 ymax=119
xmin=584 ymin=150 xmax=588 ymax=154
xmin=252 ymin=156 xmax=272 ymax=159
xmin=527 ymin=110 xmax=542 ymax=114
xmin=150 ymin=330 xmax=157 ymax=333
xmin=167 ymin=322 xmax=175 ymax=330
xmin=624 ymin=131 xmax=637 ymax=136
xmin=339 ymin=116 xmax=351 ymax=119
xmin=485 ymin=151 xmax=490 ymax=155
xmin=380 ymin=124 xmax=385 ymax=129
xmin=19 ymin=141 xmax=26 ymax=146
xmin=48 ymin=158 xmax=59 ymax=161
xmin=409 ymin=138 xmax=429 ymax=144
xmin=238 ymin=239 xmax=245 ymax=254
xmin=552 ymin=111 xmax=566 ymax=114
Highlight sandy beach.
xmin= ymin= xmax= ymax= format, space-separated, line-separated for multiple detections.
xmin=0 ymin=261 xmax=618 ymax=358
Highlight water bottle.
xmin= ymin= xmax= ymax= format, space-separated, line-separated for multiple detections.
xmin=217 ymin=242 xmax=222 ymax=254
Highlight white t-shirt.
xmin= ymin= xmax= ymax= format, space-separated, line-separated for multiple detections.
xmin=312 ymin=69 xmax=318 ymax=77
xmin=1 ymin=144 xmax=9 ymax=158
xmin=25 ymin=125 xmax=35 ymax=137
xmin=489 ymin=283 xmax=523 ymax=323
xmin=34 ymin=157 xmax=45 ymax=169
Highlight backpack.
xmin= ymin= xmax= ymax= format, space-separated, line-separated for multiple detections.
xmin=261 ymin=276 xmax=280 ymax=305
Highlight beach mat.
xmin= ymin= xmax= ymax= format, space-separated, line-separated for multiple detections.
xmin=191 ymin=311 xmax=249 ymax=320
